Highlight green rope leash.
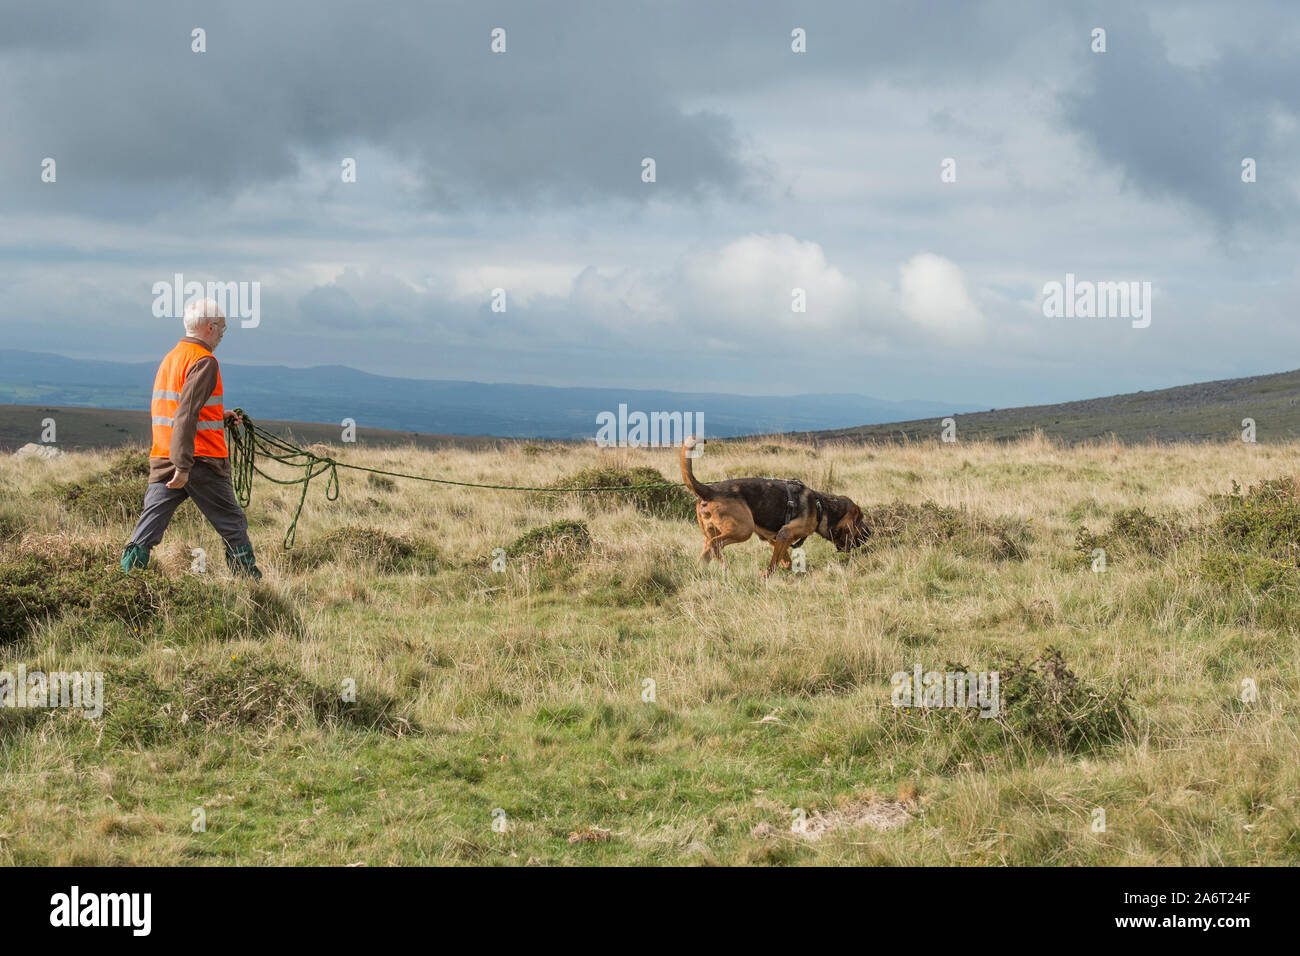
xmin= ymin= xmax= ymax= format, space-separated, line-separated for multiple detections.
xmin=226 ymin=409 xmax=687 ymax=549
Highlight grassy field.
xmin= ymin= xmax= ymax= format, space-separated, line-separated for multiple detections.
xmin=1 ymin=434 xmax=1298 ymax=865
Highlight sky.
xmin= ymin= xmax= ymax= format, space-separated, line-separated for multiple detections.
xmin=1 ymin=0 xmax=1298 ymax=409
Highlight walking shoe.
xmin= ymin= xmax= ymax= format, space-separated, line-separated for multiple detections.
xmin=226 ymin=543 xmax=263 ymax=580
xmin=120 ymin=543 xmax=150 ymax=572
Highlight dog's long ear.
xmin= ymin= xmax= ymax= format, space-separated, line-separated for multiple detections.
xmin=850 ymin=506 xmax=873 ymax=548
xmin=850 ymin=505 xmax=869 ymax=544
xmin=829 ymin=500 xmax=869 ymax=550
xmin=820 ymin=493 xmax=851 ymax=525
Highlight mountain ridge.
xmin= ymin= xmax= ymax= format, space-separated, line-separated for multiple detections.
xmin=0 ymin=349 xmax=979 ymax=439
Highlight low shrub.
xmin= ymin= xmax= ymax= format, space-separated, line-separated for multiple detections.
xmin=994 ymin=647 xmax=1131 ymax=753
xmin=0 ymin=511 xmax=27 ymax=541
xmin=1208 ymin=477 xmax=1300 ymax=562
xmin=46 ymin=453 xmax=151 ymax=525
xmin=540 ymin=466 xmax=694 ymax=521
xmin=101 ymin=450 xmax=151 ymax=481
xmin=0 ymin=576 xmax=63 ymax=645
xmin=1075 ymin=507 xmax=1189 ymax=565
xmin=885 ymin=648 xmax=1131 ymax=757
xmin=0 ymin=545 xmax=299 ymax=645
xmin=507 ymin=519 xmax=592 ymax=563
xmin=863 ymin=501 xmax=1029 ymax=561
xmin=284 ymin=525 xmax=439 ymax=573
xmin=100 ymin=658 xmax=414 ymax=745
xmin=56 ymin=479 xmax=143 ymax=525
xmin=1199 ymin=552 xmax=1300 ymax=594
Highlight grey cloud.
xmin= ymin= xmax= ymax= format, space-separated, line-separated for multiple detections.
xmin=0 ymin=0 xmax=1096 ymax=219
xmin=298 ymin=283 xmax=361 ymax=329
xmin=0 ymin=0 xmax=769 ymax=214
xmin=1059 ymin=8 xmax=1299 ymax=231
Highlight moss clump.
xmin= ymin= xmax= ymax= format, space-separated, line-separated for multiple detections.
xmin=541 ymin=466 xmax=694 ymax=520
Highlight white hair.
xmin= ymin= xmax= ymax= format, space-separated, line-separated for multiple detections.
xmin=183 ymin=297 xmax=225 ymax=335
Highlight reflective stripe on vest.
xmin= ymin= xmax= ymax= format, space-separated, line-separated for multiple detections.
xmin=148 ymin=340 xmax=227 ymax=460
xmin=152 ymin=390 xmax=223 ymax=406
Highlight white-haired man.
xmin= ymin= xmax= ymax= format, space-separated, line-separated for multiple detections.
xmin=120 ymin=298 xmax=262 ymax=578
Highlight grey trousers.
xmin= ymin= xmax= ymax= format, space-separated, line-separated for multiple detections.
xmin=127 ymin=464 xmax=253 ymax=555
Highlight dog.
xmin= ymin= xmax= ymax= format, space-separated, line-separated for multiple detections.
xmin=680 ymin=436 xmax=869 ymax=575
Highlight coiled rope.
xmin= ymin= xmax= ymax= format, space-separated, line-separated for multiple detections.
xmin=225 ymin=409 xmax=686 ymax=549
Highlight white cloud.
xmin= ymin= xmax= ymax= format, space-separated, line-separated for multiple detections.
xmin=897 ymin=252 xmax=984 ymax=339
xmin=449 ymin=263 xmax=580 ymax=305
xmin=679 ymin=233 xmax=857 ymax=328
xmin=570 ymin=266 xmax=675 ymax=325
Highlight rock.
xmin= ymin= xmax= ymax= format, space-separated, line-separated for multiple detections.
xmin=12 ymin=442 xmax=64 ymax=460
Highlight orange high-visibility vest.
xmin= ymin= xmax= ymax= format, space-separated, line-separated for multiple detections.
xmin=149 ymin=340 xmax=227 ymax=460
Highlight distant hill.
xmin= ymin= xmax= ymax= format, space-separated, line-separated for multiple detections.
xmin=0 ymin=349 xmax=977 ymax=440
xmin=798 ymin=368 xmax=1300 ymax=445
xmin=0 ymin=404 xmax=503 ymax=453
xmin=7 ymin=350 xmax=1297 ymax=452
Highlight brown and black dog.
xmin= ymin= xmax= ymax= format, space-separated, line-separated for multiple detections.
xmin=680 ymin=436 xmax=869 ymax=575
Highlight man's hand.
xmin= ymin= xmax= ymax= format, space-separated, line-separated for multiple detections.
xmin=224 ymin=410 xmax=244 ymax=428
xmin=166 ymin=468 xmax=190 ymax=490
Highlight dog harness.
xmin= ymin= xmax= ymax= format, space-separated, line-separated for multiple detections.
xmin=780 ymin=478 xmax=822 ymax=549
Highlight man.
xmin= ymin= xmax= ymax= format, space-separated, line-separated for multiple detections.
xmin=120 ymin=298 xmax=262 ymax=579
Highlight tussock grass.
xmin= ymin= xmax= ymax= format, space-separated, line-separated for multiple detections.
xmin=1 ymin=435 xmax=1298 ymax=865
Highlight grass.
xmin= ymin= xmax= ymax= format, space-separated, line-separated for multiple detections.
xmin=0 ymin=434 xmax=1297 ymax=865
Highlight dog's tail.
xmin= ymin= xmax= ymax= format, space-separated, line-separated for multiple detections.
xmin=680 ymin=436 xmax=714 ymax=501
